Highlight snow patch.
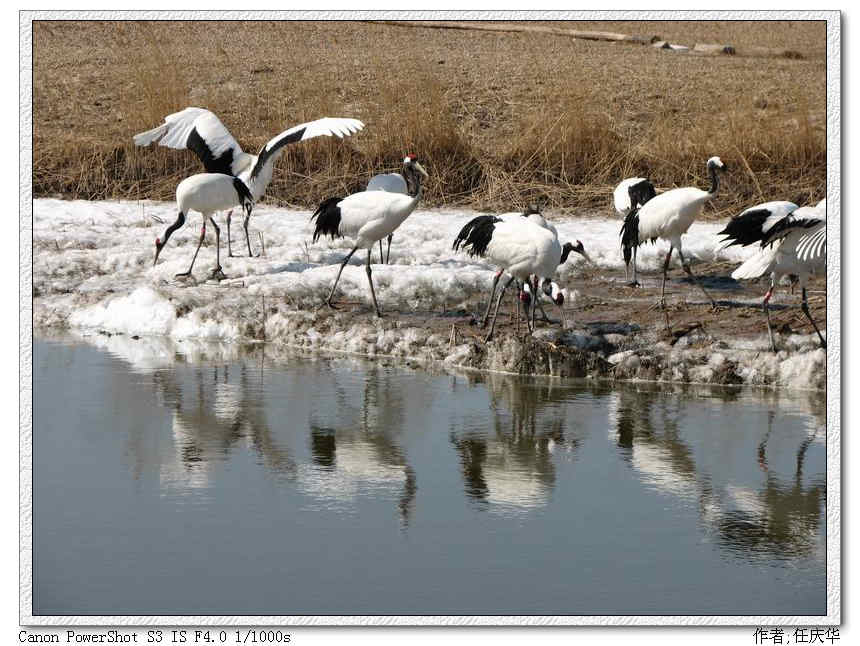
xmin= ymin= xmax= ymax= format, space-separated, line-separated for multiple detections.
xmin=35 ymin=199 xmax=825 ymax=389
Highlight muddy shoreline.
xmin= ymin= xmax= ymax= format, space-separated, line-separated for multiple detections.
xmin=37 ymin=260 xmax=826 ymax=391
xmin=32 ymin=200 xmax=827 ymax=392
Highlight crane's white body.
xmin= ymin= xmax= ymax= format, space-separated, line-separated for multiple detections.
xmin=613 ymin=177 xmax=649 ymax=216
xmin=489 ymin=210 xmax=560 ymax=286
xmin=176 ymin=173 xmax=246 ymax=215
xmin=367 ymin=173 xmax=409 ymax=194
xmin=637 ymin=186 xmax=713 ymax=248
xmin=366 ymin=171 xmax=410 ymax=263
xmin=334 ymin=191 xmax=421 ymax=249
xmin=496 ymin=210 xmax=559 ymax=237
xmin=481 ymin=218 xmax=563 ymax=283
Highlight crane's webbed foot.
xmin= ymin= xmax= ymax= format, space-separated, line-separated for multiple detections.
xmin=209 ymin=266 xmax=227 ymax=281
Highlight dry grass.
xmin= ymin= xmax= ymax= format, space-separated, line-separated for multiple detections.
xmin=32 ymin=20 xmax=826 ymax=217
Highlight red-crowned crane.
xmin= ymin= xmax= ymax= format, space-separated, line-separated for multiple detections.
xmin=631 ymin=157 xmax=727 ymax=308
xmin=720 ymin=200 xmax=826 ymax=351
xmin=135 ymin=108 xmax=364 ymax=257
xmin=154 ymin=173 xmax=255 ymax=280
xmin=452 ymin=214 xmax=589 ymax=341
xmin=614 ymin=177 xmax=657 ymax=285
xmin=455 ymin=204 xmax=575 ymax=329
xmin=366 ymin=171 xmax=409 ymax=264
xmin=311 ymin=155 xmax=429 ymax=317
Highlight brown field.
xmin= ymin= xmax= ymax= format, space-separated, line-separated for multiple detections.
xmin=32 ymin=20 xmax=827 ymax=217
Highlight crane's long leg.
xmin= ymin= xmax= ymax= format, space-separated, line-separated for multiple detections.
xmin=366 ymin=249 xmax=383 ymax=317
xmin=515 ymin=281 xmax=521 ymax=334
xmin=325 ymin=246 xmax=358 ymax=309
xmin=243 ymin=211 xmax=254 ymax=257
xmin=378 ymin=239 xmax=384 ymax=265
xmin=481 ymin=270 xmax=503 ymax=328
xmin=632 ymin=246 xmax=640 ymax=287
xmin=486 ymin=275 xmax=516 ymax=342
xmin=226 ymin=211 xmax=234 ymax=258
xmin=385 ymin=234 xmax=393 ymax=265
xmin=676 ymin=248 xmax=716 ymax=309
xmin=535 ymin=296 xmax=551 ymax=323
xmin=530 ymin=276 xmax=539 ymax=333
xmin=209 ymin=216 xmax=226 ymax=280
xmin=660 ymin=246 xmax=673 ymax=308
xmin=800 ymin=287 xmax=826 ymax=349
xmin=763 ymin=283 xmax=777 ymax=352
xmin=175 ymin=219 xmax=206 ymax=278
xmin=552 ymin=289 xmax=566 ymax=328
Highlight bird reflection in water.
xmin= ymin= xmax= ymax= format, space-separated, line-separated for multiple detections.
xmin=449 ymin=373 xmax=585 ymax=512
xmin=301 ymin=364 xmax=418 ymax=529
xmin=609 ymin=385 xmax=825 ymax=563
xmin=151 ymin=358 xmax=296 ymax=490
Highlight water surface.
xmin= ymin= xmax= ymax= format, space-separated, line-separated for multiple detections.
xmin=33 ymin=335 xmax=826 ymax=616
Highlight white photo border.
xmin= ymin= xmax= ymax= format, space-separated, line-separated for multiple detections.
xmin=19 ymin=9 xmax=841 ymax=627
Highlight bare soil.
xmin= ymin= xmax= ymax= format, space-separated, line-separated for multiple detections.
xmin=324 ymin=261 xmax=826 ymax=344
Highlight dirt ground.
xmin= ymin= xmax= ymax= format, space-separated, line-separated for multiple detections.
xmin=318 ymin=260 xmax=826 ymax=347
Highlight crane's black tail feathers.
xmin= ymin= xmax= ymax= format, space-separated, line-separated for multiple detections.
xmin=619 ymin=209 xmax=640 ymax=263
xmin=452 ymin=215 xmax=501 ymax=257
xmin=311 ymin=197 xmax=342 ymax=243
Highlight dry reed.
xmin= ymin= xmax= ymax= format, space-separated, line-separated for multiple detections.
xmin=32 ymin=21 xmax=826 ymax=218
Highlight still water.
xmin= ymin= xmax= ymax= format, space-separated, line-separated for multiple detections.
xmin=33 ymin=336 xmax=826 ymax=616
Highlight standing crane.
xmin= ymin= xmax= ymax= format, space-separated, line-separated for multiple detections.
xmin=311 ymin=155 xmax=429 ymax=317
xmin=631 ymin=157 xmax=727 ymax=309
xmin=614 ymin=177 xmax=657 ymax=285
xmin=366 ymin=170 xmax=409 ymax=264
xmin=154 ymin=173 xmax=254 ymax=280
xmin=453 ymin=214 xmax=589 ymax=341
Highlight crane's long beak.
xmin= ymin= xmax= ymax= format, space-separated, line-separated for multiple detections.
xmin=414 ymin=162 xmax=429 ymax=180
xmin=154 ymin=241 xmax=163 ymax=267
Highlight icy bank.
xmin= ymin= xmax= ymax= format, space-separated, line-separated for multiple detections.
xmin=33 ymin=198 xmax=826 ymax=390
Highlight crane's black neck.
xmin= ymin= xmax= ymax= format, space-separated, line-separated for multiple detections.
xmin=161 ymin=211 xmax=186 ymax=246
xmin=233 ymin=177 xmax=253 ymax=203
xmin=707 ymin=163 xmax=721 ymax=194
xmin=560 ymin=242 xmax=575 ymax=264
xmin=628 ymin=180 xmax=656 ymax=209
xmin=403 ymin=165 xmax=423 ymax=198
